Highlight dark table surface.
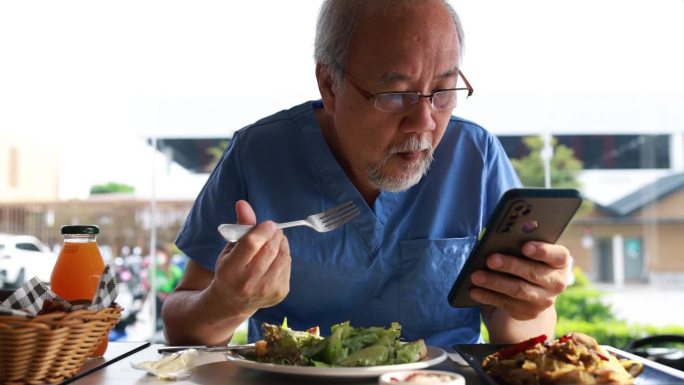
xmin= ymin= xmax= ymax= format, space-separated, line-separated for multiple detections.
xmin=45 ymin=341 xmax=684 ymax=385
xmin=70 ymin=343 xmax=482 ymax=385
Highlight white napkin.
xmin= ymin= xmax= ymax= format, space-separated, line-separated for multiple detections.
xmin=131 ymin=349 xmax=200 ymax=380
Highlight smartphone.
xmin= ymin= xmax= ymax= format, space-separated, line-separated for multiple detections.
xmin=447 ymin=188 xmax=582 ymax=308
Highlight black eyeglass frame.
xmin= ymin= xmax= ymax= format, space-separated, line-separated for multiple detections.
xmin=343 ymin=70 xmax=474 ymax=112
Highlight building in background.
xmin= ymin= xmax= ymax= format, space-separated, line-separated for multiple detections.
xmin=0 ymin=131 xmax=59 ymax=202
xmin=562 ymin=173 xmax=684 ymax=286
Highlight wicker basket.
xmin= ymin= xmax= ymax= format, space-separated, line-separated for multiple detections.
xmin=0 ymin=304 xmax=122 ymax=385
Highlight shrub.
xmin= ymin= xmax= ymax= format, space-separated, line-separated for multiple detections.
xmin=481 ymin=267 xmax=684 ymax=347
xmin=555 ymin=267 xmax=684 ymax=348
xmin=555 ymin=268 xmax=615 ymax=323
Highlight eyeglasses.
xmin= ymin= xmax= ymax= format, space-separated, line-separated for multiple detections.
xmin=343 ymin=70 xmax=474 ymax=113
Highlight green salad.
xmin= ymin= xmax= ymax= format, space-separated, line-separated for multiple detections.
xmin=253 ymin=319 xmax=427 ymax=367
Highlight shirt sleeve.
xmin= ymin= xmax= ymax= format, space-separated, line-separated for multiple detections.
xmin=175 ymin=130 xmax=247 ymax=272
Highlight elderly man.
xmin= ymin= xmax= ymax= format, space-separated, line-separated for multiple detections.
xmin=162 ymin=0 xmax=571 ymax=348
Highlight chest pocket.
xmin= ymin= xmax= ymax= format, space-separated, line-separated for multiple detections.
xmin=397 ymin=237 xmax=480 ymax=342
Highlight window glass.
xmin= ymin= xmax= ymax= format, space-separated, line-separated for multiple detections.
xmin=16 ymin=242 xmax=40 ymax=252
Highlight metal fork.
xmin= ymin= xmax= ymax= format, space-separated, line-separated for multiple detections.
xmin=217 ymin=201 xmax=359 ymax=242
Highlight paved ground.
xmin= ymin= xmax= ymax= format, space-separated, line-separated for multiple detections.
xmin=597 ymin=284 xmax=684 ymax=327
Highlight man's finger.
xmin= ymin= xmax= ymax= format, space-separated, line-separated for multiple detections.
xmin=235 ymin=200 xmax=257 ymax=225
xmin=470 ymin=287 xmax=544 ymax=321
xmin=472 ymin=270 xmax=546 ymax=302
xmin=227 ymin=221 xmax=277 ymax=268
xmin=487 ymin=254 xmax=556 ymax=287
xmin=262 ymin=235 xmax=292 ymax=283
xmin=521 ymin=242 xmax=570 ymax=269
xmin=245 ymin=229 xmax=285 ymax=278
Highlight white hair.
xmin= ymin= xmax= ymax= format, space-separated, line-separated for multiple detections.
xmin=314 ymin=0 xmax=465 ymax=85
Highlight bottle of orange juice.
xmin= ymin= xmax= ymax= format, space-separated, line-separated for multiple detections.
xmin=51 ymin=225 xmax=108 ymax=357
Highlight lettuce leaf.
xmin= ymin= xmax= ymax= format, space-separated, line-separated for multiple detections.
xmin=257 ymin=320 xmax=425 ymax=367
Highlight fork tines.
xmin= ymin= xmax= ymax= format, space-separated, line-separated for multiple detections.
xmin=319 ymin=201 xmax=360 ymax=229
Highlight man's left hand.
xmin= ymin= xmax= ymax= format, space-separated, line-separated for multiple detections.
xmin=469 ymin=241 xmax=571 ymax=320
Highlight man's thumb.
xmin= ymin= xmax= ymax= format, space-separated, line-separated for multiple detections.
xmin=235 ymin=200 xmax=257 ymax=225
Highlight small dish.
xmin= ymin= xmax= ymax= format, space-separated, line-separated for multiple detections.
xmin=379 ymin=369 xmax=465 ymax=385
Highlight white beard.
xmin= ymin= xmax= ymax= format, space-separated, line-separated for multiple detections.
xmin=367 ymin=136 xmax=434 ymax=192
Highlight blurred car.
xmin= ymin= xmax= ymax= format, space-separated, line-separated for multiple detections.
xmin=0 ymin=234 xmax=57 ymax=289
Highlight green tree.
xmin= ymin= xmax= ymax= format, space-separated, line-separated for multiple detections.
xmin=89 ymin=182 xmax=135 ymax=195
xmin=510 ymin=136 xmax=582 ymax=189
xmin=510 ymin=136 xmax=594 ymax=215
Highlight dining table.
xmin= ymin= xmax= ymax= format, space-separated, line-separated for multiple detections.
xmin=64 ymin=340 xmax=684 ymax=385
xmin=66 ymin=341 xmax=484 ymax=385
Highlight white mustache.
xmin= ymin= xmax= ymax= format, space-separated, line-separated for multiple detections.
xmin=367 ymin=136 xmax=435 ymax=192
xmin=389 ymin=136 xmax=432 ymax=155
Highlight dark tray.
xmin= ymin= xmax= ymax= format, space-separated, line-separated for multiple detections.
xmin=454 ymin=343 xmax=684 ymax=385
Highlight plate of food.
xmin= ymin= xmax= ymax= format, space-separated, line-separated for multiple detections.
xmin=454 ymin=332 xmax=684 ymax=385
xmin=224 ymin=319 xmax=447 ymax=378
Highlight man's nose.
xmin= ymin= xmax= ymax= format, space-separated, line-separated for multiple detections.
xmin=399 ymin=97 xmax=436 ymax=134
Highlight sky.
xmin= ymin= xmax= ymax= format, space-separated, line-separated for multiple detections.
xmin=1 ymin=0 xmax=683 ymax=200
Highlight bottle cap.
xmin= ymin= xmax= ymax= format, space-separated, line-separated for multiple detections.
xmin=61 ymin=225 xmax=100 ymax=235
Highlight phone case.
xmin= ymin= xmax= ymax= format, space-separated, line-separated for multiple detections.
xmin=447 ymin=188 xmax=582 ymax=308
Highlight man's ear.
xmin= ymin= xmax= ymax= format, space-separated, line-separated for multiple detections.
xmin=315 ymin=63 xmax=337 ymax=115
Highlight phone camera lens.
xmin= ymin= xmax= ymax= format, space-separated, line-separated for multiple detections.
xmin=521 ymin=205 xmax=532 ymax=216
xmin=522 ymin=220 xmax=539 ymax=233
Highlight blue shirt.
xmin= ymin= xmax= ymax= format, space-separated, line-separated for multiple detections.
xmin=176 ymin=100 xmax=520 ymax=348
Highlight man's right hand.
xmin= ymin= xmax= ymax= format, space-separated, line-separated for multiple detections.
xmin=161 ymin=200 xmax=291 ymax=346
xmin=209 ymin=200 xmax=292 ymax=316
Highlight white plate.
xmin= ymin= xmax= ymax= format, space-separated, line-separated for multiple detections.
xmin=224 ymin=345 xmax=447 ymax=378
